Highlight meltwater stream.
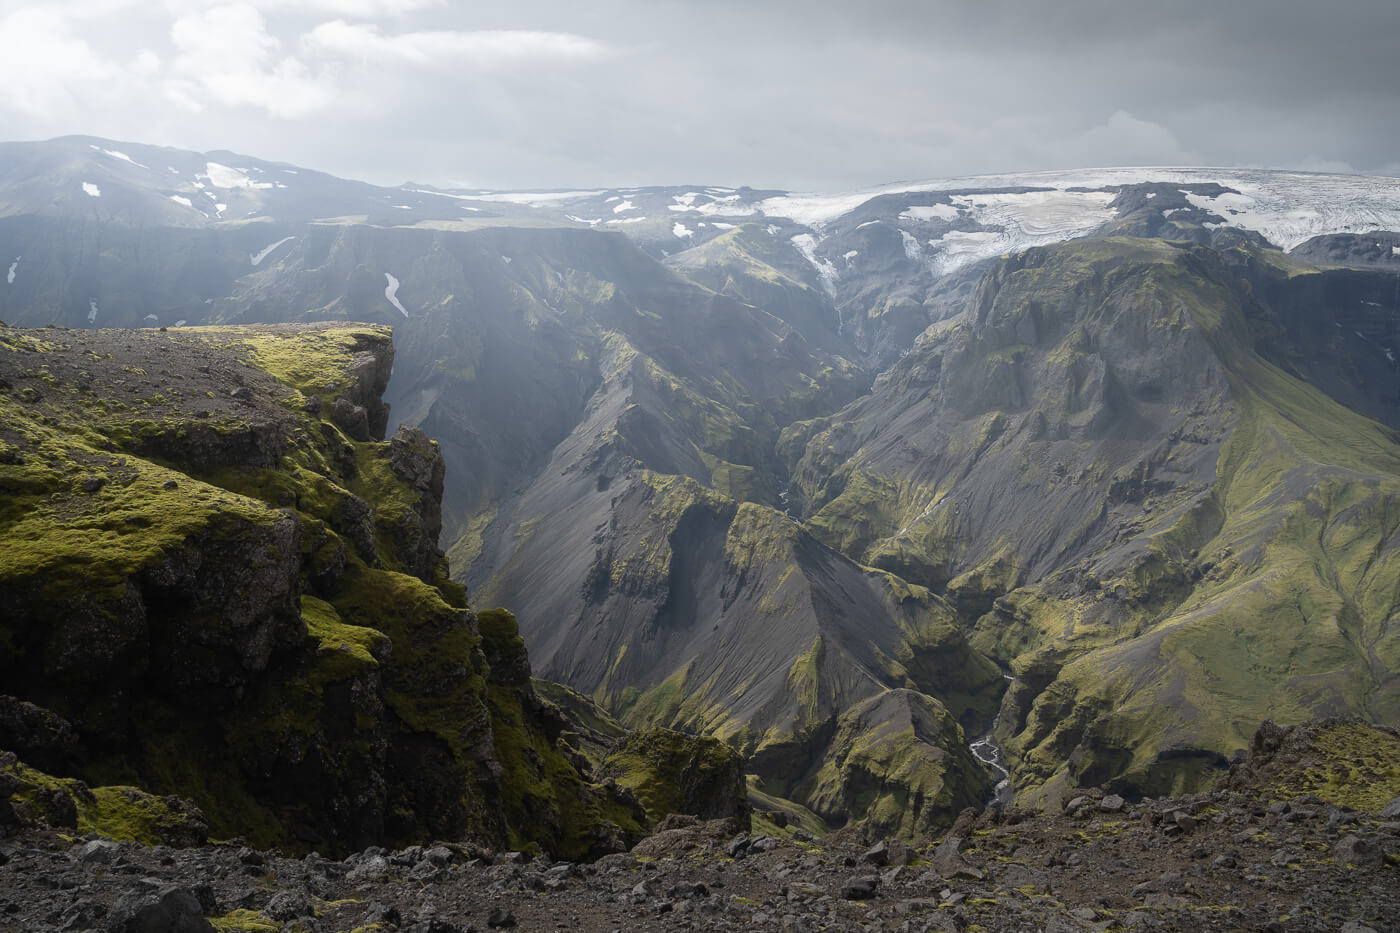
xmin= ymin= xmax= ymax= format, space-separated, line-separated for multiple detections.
xmin=969 ymin=674 xmax=1015 ymax=809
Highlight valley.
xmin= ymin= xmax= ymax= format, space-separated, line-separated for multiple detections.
xmin=2 ymin=136 xmax=1400 ymax=849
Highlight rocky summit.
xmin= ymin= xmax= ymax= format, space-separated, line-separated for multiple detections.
xmin=2 ymin=137 xmax=1400 ymax=929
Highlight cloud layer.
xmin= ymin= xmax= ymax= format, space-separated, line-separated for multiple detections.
xmin=0 ymin=0 xmax=1395 ymax=189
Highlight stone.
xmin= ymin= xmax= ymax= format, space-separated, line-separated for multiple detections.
xmin=930 ymin=835 xmax=971 ymax=876
xmin=486 ymin=907 xmax=516 ymax=928
xmin=423 ymin=846 xmax=455 ymax=867
xmin=346 ymin=854 xmax=390 ymax=883
xmin=106 ymin=885 xmax=213 ymax=933
xmin=1334 ymin=834 xmax=1383 ymax=868
xmin=77 ymin=839 xmax=120 ymax=864
xmin=1098 ymin=794 xmax=1126 ymax=813
xmin=840 ymin=876 xmax=879 ymax=900
xmin=862 ymin=840 xmax=890 ymax=865
xmin=1379 ymin=796 xmax=1400 ymax=820
xmin=263 ymin=892 xmax=311 ymax=922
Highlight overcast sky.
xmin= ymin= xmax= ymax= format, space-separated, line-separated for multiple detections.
xmin=1 ymin=0 xmax=1397 ymax=191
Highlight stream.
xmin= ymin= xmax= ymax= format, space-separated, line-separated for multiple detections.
xmin=969 ymin=674 xmax=1015 ymax=809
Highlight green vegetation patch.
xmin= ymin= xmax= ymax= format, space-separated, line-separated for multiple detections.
xmin=1255 ymin=721 xmax=1400 ymax=812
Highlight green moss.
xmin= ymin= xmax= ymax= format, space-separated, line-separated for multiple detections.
xmin=1256 ymin=721 xmax=1400 ymax=811
xmin=446 ymin=503 xmax=497 ymax=579
xmin=79 ymin=785 xmax=199 ymax=845
xmin=479 ymin=611 xmax=645 ymax=858
xmin=597 ymin=727 xmax=745 ymax=825
xmin=2 ymin=756 xmax=206 ymax=846
xmin=209 ymin=909 xmax=280 ymax=932
xmin=0 ymin=399 xmax=281 ymax=599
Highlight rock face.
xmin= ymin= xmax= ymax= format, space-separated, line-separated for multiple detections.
xmin=0 ymin=323 xmax=662 ymax=858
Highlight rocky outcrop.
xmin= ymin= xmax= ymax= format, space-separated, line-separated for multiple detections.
xmin=0 ymin=323 xmax=681 ymax=858
xmin=597 ymin=728 xmax=749 ymax=827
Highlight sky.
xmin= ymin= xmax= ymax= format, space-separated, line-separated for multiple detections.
xmin=1 ymin=0 xmax=1397 ymax=192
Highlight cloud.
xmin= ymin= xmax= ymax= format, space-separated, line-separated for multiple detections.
xmin=1057 ymin=111 xmax=1201 ymax=169
xmin=303 ymin=20 xmax=610 ymax=67
xmin=167 ymin=3 xmax=332 ymax=117
xmin=159 ymin=0 xmax=442 ymax=14
xmin=0 ymin=8 xmax=117 ymax=114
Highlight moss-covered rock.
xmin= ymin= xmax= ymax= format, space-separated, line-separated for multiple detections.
xmin=476 ymin=608 xmax=648 ymax=859
xmin=798 ymin=689 xmax=991 ymax=841
xmin=2 ymin=750 xmax=208 ymax=846
xmin=1217 ymin=718 xmax=1400 ymax=813
xmin=597 ymin=727 xmax=749 ymax=827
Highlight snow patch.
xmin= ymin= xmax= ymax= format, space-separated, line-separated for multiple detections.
xmin=673 ymin=222 xmax=694 ymax=239
xmin=6 ymin=257 xmax=17 ymax=285
xmin=758 ymin=169 xmax=1400 ymax=253
xmin=927 ymin=230 xmax=1003 ymax=274
xmin=174 ymin=320 xmax=187 ymax=327
xmin=214 ymin=203 xmax=227 ymax=218
xmin=565 ymin=214 xmax=601 ymax=226
xmin=384 ymin=273 xmax=408 ymax=317
xmin=90 ymin=146 xmax=147 ymax=169
xmin=1181 ymin=181 xmax=1400 ymax=250
xmin=144 ymin=314 xmax=158 ymax=323
xmin=1393 ymin=246 xmax=1400 ymax=256
xmin=501 ymin=255 xmax=513 ymax=264
xmin=204 ymin=162 xmax=274 ymax=190
xmin=88 ymin=300 xmax=99 ymax=323
xmin=791 ymin=233 xmax=839 ymax=295
xmin=250 ymin=236 xmax=296 ymax=266
xmin=169 ymin=195 xmax=194 ymax=208
xmin=900 ymin=230 xmax=922 ymax=262
xmin=605 ymin=216 xmax=645 ymax=225
xmin=1161 ymin=207 xmax=1186 ymax=218
xmin=465 ymin=189 xmax=606 ymax=206
xmin=612 ymin=200 xmax=635 ymax=213
xmin=82 ymin=182 xmax=101 ymax=198
xmin=711 ymin=222 xmax=736 ymax=230
xmin=900 ymin=204 xmax=960 ymax=223
xmin=856 ymin=220 xmax=880 ymax=229
xmin=843 ymin=250 xmax=859 ymax=261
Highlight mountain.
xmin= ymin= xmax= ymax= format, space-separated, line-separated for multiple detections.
xmin=2 ymin=135 xmax=1399 ymax=840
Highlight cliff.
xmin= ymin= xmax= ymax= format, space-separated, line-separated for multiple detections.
xmin=0 ymin=322 xmax=735 ymax=858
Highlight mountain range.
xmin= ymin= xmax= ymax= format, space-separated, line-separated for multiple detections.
xmin=2 ymin=135 xmax=1399 ymax=843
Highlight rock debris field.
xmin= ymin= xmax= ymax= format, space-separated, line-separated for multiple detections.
xmin=4 ymin=783 xmax=1398 ymax=933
